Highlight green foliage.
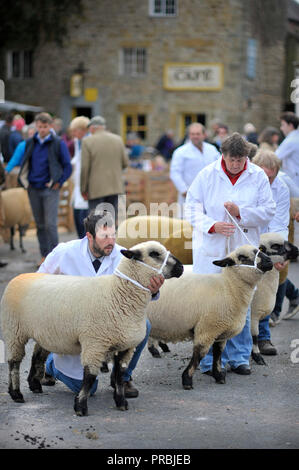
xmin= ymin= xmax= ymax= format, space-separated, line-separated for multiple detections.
xmin=0 ymin=0 xmax=83 ymax=47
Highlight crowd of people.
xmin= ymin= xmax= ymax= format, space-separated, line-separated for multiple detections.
xmin=0 ymin=108 xmax=298 ymax=398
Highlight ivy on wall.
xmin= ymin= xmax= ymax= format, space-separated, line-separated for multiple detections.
xmin=0 ymin=0 xmax=83 ymax=47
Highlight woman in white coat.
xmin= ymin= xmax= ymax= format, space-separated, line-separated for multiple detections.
xmin=185 ymin=133 xmax=276 ymax=375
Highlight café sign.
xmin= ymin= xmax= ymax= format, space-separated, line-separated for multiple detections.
xmin=163 ymin=63 xmax=223 ymax=91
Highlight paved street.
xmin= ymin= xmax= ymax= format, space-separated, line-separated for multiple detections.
xmin=0 ymin=227 xmax=298 ymax=450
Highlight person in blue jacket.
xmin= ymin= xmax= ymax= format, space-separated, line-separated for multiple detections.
xmin=18 ymin=112 xmax=72 ymax=265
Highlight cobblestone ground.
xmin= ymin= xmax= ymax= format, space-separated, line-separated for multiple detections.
xmin=0 ymin=227 xmax=298 ymax=450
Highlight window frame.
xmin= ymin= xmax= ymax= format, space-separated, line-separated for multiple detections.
xmin=6 ymin=50 xmax=34 ymax=79
xmin=122 ymin=112 xmax=148 ymax=142
xmin=120 ymin=47 xmax=147 ymax=77
xmin=149 ymin=0 xmax=178 ymax=17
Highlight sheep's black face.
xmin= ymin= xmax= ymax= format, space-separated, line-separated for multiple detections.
xmin=148 ymin=249 xmax=184 ymax=279
xmin=168 ymin=254 xmax=184 ymax=278
xmin=256 ymin=251 xmax=273 ymax=273
xmin=260 ymin=240 xmax=298 ymax=263
xmin=284 ymin=241 xmax=298 ymax=261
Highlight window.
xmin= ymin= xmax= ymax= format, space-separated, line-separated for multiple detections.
xmin=120 ymin=48 xmax=147 ymax=76
xmin=6 ymin=50 xmax=33 ymax=79
xmin=149 ymin=0 xmax=177 ymax=16
xmin=180 ymin=113 xmax=206 ymax=138
xmin=122 ymin=113 xmax=148 ymax=141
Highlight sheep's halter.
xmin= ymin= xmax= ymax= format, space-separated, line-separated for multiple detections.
xmin=223 ymin=207 xmax=263 ymax=274
xmin=114 ymin=250 xmax=171 ymax=293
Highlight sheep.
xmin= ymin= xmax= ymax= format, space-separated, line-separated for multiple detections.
xmin=250 ymin=233 xmax=298 ymax=365
xmin=0 ymin=241 xmax=183 ymax=416
xmin=117 ymin=215 xmax=193 ymax=264
xmin=0 ymin=188 xmax=33 ymax=253
xmin=145 ymin=245 xmax=273 ymax=390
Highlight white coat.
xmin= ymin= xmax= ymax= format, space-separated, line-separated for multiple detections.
xmin=71 ymin=138 xmax=89 ymax=210
xmin=276 ymin=130 xmax=299 ymax=187
xmin=38 ymin=237 xmax=124 ymax=379
xmin=261 ymin=174 xmax=290 ymax=240
xmin=170 ymin=141 xmax=220 ymax=206
xmin=185 ymin=158 xmax=276 ymax=274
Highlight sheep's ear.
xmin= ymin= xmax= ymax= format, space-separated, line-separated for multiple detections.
xmin=259 ymin=244 xmax=267 ymax=253
xmin=120 ymin=249 xmax=142 ymax=260
xmin=213 ymin=257 xmax=235 ymax=267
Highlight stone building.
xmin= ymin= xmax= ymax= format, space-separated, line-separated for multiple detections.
xmin=1 ymin=0 xmax=291 ymax=145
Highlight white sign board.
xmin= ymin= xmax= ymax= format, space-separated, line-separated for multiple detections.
xmin=163 ymin=63 xmax=223 ymax=91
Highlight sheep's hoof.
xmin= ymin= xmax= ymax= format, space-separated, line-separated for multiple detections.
xmin=28 ymin=378 xmax=43 ymax=394
xmin=159 ymin=342 xmax=171 ymax=353
xmin=252 ymin=352 xmax=267 ymax=366
xmin=117 ymin=400 xmax=129 ymax=411
xmin=100 ymin=362 xmax=109 ymax=373
xmin=9 ymin=388 xmax=25 ymax=403
xmin=148 ymin=345 xmax=161 ymax=358
xmin=182 ymin=371 xmax=193 ymax=389
xmin=214 ymin=369 xmax=226 ymax=384
xmin=183 ymin=384 xmax=193 ymax=390
xmin=74 ymin=396 xmax=88 ymax=416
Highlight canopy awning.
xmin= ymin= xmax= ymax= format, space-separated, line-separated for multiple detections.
xmin=0 ymin=100 xmax=44 ymax=112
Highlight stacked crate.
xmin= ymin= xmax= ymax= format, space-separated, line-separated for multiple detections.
xmin=124 ymin=168 xmax=177 ymax=214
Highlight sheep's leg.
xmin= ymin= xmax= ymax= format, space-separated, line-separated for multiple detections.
xmin=113 ymin=351 xmax=128 ymax=411
xmin=19 ymin=225 xmax=26 ymax=253
xmin=212 ymin=340 xmax=227 ymax=384
xmin=159 ymin=341 xmax=171 ymax=353
xmin=100 ymin=361 xmax=109 ymax=373
xmin=7 ymin=339 xmax=26 ymax=403
xmin=182 ymin=343 xmax=210 ymax=390
xmin=148 ymin=339 xmax=161 ymax=358
xmin=10 ymin=227 xmax=15 ymax=251
xmin=251 ymin=318 xmax=267 ymax=365
xmin=251 ymin=335 xmax=267 ymax=365
xmin=27 ymin=343 xmax=50 ymax=393
xmin=74 ymin=365 xmax=97 ymax=417
xmin=8 ymin=360 xmax=24 ymax=402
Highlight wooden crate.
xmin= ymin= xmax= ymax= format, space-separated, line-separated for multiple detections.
xmin=124 ymin=168 xmax=177 ymax=212
xmin=58 ymin=179 xmax=75 ymax=232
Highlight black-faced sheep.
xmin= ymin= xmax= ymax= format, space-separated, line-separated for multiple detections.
xmin=0 ymin=241 xmax=183 ymax=416
xmin=0 ymin=188 xmax=33 ymax=252
xmin=145 ymin=245 xmax=273 ymax=390
xmin=250 ymin=233 xmax=298 ymax=365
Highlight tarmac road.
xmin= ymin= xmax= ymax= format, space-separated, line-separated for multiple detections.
xmin=0 ymin=228 xmax=298 ymax=451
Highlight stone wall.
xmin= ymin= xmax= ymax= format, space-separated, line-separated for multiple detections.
xmin=2 ymin=0 xmax=288 ymax=144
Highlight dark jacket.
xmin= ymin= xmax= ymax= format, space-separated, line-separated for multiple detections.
xmin=18 ymin=133 xmax=72 ymax=189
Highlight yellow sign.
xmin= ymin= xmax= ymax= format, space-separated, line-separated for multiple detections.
xmin=84 ymin=88 xmax=98 ymax=102
xmin=164 ymin=63 xmax=223 ymax=91
xmin=70 ymin=74 xmax=83 ymax=97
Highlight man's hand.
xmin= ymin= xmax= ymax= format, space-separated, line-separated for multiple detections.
xmin=82 ymin=192 xmax=89 ymax=201
xmin=224 ymin=201 xmax=240 ymax=218
xmin=147 ymin=275 xmax=164 ymax=294
xmin=294 ymin=211 xmax=299 ymax=223
xmin=214 ymin=222 xmax=236 ymax=236
xmin=274 ymin=260 xmax=289 ymax=271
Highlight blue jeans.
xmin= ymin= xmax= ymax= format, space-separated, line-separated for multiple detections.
xmin=272 ymin=279 xmax=299 ymax=317
xmin=258 ymin=315 xmax=271 ymax=341
xmin=45 ymin=319 xmax=151 ymax=394
xmin=73 ymin=208 xmax=88 ymax=239
xmin=200 ymin=307 xmax=252 ymax=372
xmin=28 ymin=186 xmax=60 ymax=257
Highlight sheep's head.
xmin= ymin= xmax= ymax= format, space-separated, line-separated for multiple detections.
xmin=120 ymin=241 xmax=184 ymax=279
xmin=213 ymin=245 xmax=273 ymax=274
xmin=259 ymin=232 xmax=298 ymax=264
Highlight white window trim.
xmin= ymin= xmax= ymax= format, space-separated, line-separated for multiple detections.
xmin=120 ymin=48 xmax=147 ymax=77
xmin=149 ymin=0 xmax=178 ymax=17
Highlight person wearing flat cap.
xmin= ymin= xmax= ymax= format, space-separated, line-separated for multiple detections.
xmin=80 ymin=115 xmax=128 ymax=226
